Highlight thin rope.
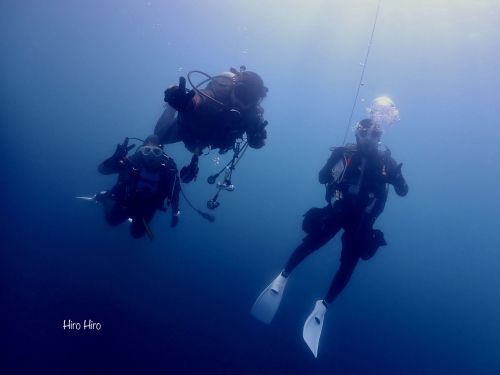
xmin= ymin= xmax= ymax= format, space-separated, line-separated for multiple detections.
xmin=342 ymin=0 xmax=382 ymax=145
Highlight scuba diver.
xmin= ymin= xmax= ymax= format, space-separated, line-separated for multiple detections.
xmin=154 ymin=66 xmax=268 ymax=184
xmin=90 ymin=135 xmax=180 ymax=240
xmin=251 ymin=119 xmax=409 ymax=357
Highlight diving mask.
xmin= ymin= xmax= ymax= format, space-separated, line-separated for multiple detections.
xmin=356 ymin=123 xmax=383 ymax=140
xmin=142 ymin=146 xmax=162 ymax=158
xmin=355 ymin=120 xmax=382 ymax=152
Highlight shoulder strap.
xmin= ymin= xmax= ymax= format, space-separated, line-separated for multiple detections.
xmin=343 ymin=143 xmax=357 ymax=158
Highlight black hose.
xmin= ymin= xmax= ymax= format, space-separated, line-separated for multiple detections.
xmin=180 ymin=186 xmax=215 ymax=223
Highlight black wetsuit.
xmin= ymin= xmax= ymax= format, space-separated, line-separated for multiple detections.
xmin=284 ymin=144 xmax=408 ymax=304
xmin=98 ymin=153 xmax=180 ymax=238
xmin=154 ymin=88 xmax=267 ymax=154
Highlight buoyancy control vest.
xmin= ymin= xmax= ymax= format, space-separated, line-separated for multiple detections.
xmin=325 ymin=144 xmax=390 ymax=218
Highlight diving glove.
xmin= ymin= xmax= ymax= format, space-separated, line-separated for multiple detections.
xmin=114 ymin=137 xmax=135 ymax=159
xmin=180 ymin=154 xmax=199 ymax=184
xmin=164 ymin=76 xmax=196 ymax=111
xmin=248 ymin=120 xmax=268 ymax=149
xmin=170 ymin=211 xmax=180 ymax=228
xmin=104 ymin=137 xmax=135 ymax=167
xmin=180 ymin=165 xmax=198 ymax=183
xmin=385 ymin=163 xmax=405 ymax=185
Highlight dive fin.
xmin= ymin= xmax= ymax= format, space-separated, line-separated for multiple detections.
xmin=76 ymin=194 xmax=97 ymax=202
xmin=76 ymin=191 xmax=107 ymax=203
xmin=303 ymin=300 xmax=328 ymax=358
xmin=251 ymin=271 xmax=288 ymax=324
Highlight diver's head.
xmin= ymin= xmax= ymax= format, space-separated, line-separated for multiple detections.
xmin=231 ymin=70 xmax=268 ymax=109
xmin=355 ymin=119 xmax=383 ymax=154
xmin=141 ymin=135 xmax=163 ymax=169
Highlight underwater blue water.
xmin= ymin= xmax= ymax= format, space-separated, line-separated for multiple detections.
xmin=2 ymin=0 xmax=500 ymax=374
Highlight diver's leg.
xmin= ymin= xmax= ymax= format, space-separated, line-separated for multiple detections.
xmin=129 ymin=216 xmax=146 ymax=239
xmin=323 ymin=254 xmax=360 ymax=304
xmin=251 ymin=213 xmax=341 ymax=324
xmin=103 ymin=196 xmax=128 ymax=227
xmin=252 ymin=209 xmax=343 ymax=324
xmin=300 ymin=218 xmax=346 ymax=358
xmin=323 ymin=230 xmax=362 ymax=304
xmin=283 ymin=218 xmax=342 ymax=276
xmin=283 ymin=242 xmax=318 ymax=276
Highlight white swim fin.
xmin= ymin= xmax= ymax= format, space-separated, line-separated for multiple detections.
xmin=76 ymin=194 xmax=97 ymax=202
xmin=76 ymin=191 xmax=107 ymax=203
xmin=251 ymin=271 xmax=288 ymax=324
xmin=303 ymin=300 xmax=328 ymax=358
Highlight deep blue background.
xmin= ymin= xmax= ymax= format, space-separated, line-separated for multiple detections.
xmin=2 ymin=1 xmax=500 ymax=374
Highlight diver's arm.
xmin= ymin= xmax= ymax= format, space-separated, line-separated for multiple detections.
xmin=154 ymin=105 xmax=180 ymax=144
xmin=319 ymin=147 xmax=344 ymax=184
xmin=385 ymin=157 xmax=408 ymax=197
xmin=98 ymin=158 xmax=125 ymax=175
xmin=247 ymin=119 xmax=267 ymax=149
xmin=164 ymin=76 xmax=196 ymax=112
xmin=167 ymin=172 xmax=181 ymax=217
xmin=393 ymin=173 xmax=408 ymax=197
xmin=167 ymin=173 xmax=181 ymax=228
xmin=98 ymin=138 xmax=134 ymax=175
xmin=172 ymin=176 xmax=181 ymax=214
xmin=244 ymin=106 xmax=266 ymax=149
xmin=247 ymin=127 xmax=267 ymax=149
